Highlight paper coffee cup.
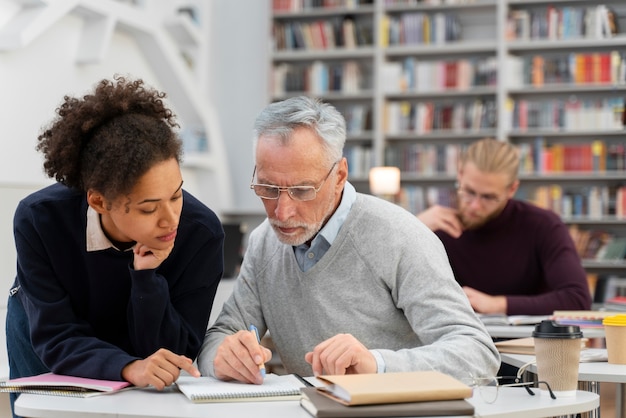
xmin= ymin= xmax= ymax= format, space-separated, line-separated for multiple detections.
xmin=533 ymin=320 xmax=582 ymax=397
xmin=603 ymin=315 xmax=626 ymax=365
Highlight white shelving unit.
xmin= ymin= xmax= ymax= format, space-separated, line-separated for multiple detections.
xmin=270 ymin=0 xmax=626 ymax=276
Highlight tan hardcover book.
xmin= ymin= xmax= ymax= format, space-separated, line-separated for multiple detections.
xmin=300 ymin=387 xmax=474 ymax=418
xmin=315 ymin=371 xmax=472 ymax=406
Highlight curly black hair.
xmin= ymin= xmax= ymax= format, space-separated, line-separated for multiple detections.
xmin=36 ymin=75 xmax=183 ymax=200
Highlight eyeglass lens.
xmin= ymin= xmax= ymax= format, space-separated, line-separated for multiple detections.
xmin=458 ymin=188 xmax=499 ymax=205
xmin=475 ymin=377 xmax=498 ymax=403
xmin=252 ymin=185 xmax=316 ymax=201
xmin=250 ymin=161 xmax=338 ymax=202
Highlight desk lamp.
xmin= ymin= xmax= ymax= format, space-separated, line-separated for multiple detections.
xmin=369 ymin=166 xmax=400 ymax=202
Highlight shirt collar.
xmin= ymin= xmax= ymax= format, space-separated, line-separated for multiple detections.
xmin=86 ymin=206 xmax=130 ymax=252
xmin=296 ymin=181 xmax=356 ymax=253
xmin=292 ymin=182 xmax=356 ymax=271
xmin=316 ymin=181 xmax=356 ymax=246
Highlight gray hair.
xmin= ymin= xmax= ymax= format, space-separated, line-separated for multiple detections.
xmin=253 ymin=96 xmax=346 ymax=166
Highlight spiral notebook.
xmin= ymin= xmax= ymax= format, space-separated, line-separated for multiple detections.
xmin=176 ymin=373 xmax=306 ymax=403
xmin=0 ymin=372 xmax=132 ymax=398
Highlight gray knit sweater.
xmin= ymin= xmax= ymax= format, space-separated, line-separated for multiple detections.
xmin=198 ymin=193 xmax=500 ymax=380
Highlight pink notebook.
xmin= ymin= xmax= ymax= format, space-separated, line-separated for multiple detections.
xmin=0 ymin=372 xmax=132 ymax=397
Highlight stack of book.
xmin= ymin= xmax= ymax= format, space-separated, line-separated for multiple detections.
xmin=299 ymin=371 xmax=474 ymax=417
xmin=551 ymin=310 xmax=625 ymax=328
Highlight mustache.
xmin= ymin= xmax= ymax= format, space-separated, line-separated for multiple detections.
xmin=269 ymin=219 xmax=309 ymax=229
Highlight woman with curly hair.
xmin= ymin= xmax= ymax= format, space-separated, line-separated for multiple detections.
xmin=6 ymin=75 xmax=224 ymax=415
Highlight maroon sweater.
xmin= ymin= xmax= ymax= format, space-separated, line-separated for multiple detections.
xmin=435 ymin=199 xmax=592 ymax=315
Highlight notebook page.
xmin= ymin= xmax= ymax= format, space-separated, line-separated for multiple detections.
xmin=176 ymin=373 xmax=305 ymax=403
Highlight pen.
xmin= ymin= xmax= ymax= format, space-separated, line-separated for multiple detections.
xmin=249 ymin=324 xmax=266 ymax=378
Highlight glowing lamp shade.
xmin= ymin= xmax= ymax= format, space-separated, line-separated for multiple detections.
xmin=369 ymin=166 xmax=401 ymax=196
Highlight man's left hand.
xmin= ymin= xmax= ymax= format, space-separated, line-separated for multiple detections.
xmin=304 ymin=333 xmax=377 ymax=376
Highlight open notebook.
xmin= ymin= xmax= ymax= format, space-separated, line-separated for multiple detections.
xmin=176 ymin=373 xmax=306 ymax=403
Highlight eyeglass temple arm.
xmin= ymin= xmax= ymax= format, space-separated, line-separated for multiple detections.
xmin=504 ymin=379 xmax=556 ymax=400
xmin=501 ymin=380 xmax=536 ymax=396
xmin=522 ymin=384 xmax=535 ymax=396
xmin=513 ymin=361 xmax=557 ymax=400
xmin=535 ymin=381 xmax=557 ymax=399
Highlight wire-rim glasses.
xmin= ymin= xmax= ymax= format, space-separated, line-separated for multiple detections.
xmin=250 ymin=161 xmax=338 ymax=202
xmin=456 ymin=186 xmax=502 ymax=207
xmin=467 ymin=374 xmax=556 ymax=404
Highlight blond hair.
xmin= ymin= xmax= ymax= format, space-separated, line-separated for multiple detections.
xmin=461 ymin=138 xmax=519 ymax=185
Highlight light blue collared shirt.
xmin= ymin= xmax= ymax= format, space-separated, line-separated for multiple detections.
xmin=294 ymin=182 xmax=356 ymax=272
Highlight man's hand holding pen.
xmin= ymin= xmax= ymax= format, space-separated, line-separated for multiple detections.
xmin=249 ymin=325 xmax=266 ymax=378
xmin=213 ymin=328 xmax=272 ymax=385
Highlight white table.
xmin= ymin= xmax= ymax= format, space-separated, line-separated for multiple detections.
xmin=501 ymin=352 xmax=626 ymax=418
xmin=486 ymin=325 xmax=605 ymax=340
xmin=15 ymin=385 xmax=599 ymax=418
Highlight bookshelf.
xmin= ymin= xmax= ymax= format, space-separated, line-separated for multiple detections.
xmin=271 ymin=0 xmax=377 ymax=179
xmin=270 ymin=0 xmax=626 ymax=277
xmin=504 ymin=0 xmax=626 ymax=279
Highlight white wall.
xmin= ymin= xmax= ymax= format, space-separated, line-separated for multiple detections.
xmin=208 ymin=0 xmax=269 ymax=215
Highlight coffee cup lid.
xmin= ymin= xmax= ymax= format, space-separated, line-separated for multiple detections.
xmin=603 ymin=314 xmax=626 ymax=327
xmin=532 ymin=320 xmax=583 ymax=339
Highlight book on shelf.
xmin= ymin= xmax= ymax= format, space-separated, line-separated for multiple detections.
xmin=300 ymin=387 xmax=474 ymax=418
xmin=175 ymin=373 xmax=305 ymax=403
xmin=569 ymin=227 xmax=613 ymax=260
xmin=395 ymin=56 xmax=496 ymax=92
xmin=0 ymin=372 xmax=132 ymax=398
xmin=384 ymin=99 xmax=496 ymax=135
xmin=551 ymin=142 xmax=597 ymax=172
xmin=385 ymin=12 xmax=461 ymax=46
xmin=315 ymin=371 xmax=471 ymax=406
xmin=597 ymin=237 xmax=626 ymax=261
xmin=507 ymin=4 xmax=618 ymax=41
xmin=528 ymin=183 xmax=625 ymax=219
xmin=511 ymin=98 xmax=625 ymax=131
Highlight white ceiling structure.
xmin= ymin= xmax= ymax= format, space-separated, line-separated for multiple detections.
xmin=0 ymin=0 xmax=233 ymax=210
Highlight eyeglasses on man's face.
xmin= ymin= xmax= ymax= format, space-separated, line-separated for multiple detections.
xmin=467 ymin=375 xmax=556 ymax=404
xmin=456 ymin=184 xmax=503 ymax=207
xmin=250 ymin=161 xmax=338 ymax=202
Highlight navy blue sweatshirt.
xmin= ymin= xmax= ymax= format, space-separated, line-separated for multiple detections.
xmin=12 ymin=183 xmax=223 ymax=381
